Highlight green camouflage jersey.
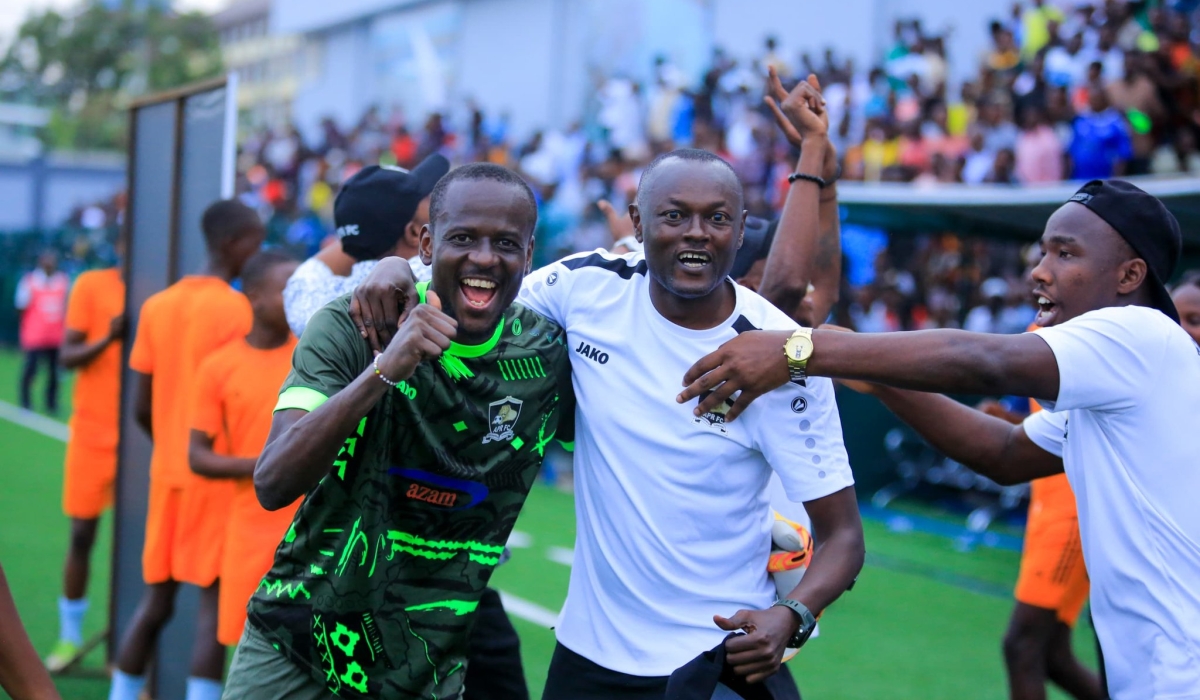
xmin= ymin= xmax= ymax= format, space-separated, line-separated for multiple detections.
xmin=247 ymin=289 xmax=571 ymax=699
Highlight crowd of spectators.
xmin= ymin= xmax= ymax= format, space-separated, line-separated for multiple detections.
xmin=34 ymin=0 xmax=1195 ymax=341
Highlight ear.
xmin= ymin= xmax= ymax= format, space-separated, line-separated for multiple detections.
xmin=1116 ymin=257 xmax=1149 ymax=296
xmin=629 ymin=203 xmax=643 ymax=244
xmin=419 ymin=224 xmax=434 ymax=266
xmin=525 ymin=234 xmax=536 ymax=275
xmin=738 ymin=210 xmax=748 ymax=250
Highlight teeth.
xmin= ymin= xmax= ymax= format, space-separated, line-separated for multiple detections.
xmin=679 ymin=252 xmax=710 ymax=261
xmin=462 ymin=278 xmax=496 ymax=289
xmin=1038 ymin=297 xmax=1051 ymax=305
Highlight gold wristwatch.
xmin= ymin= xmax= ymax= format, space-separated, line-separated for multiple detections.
xmin=783 ymin=329 xmax=814 ymax=386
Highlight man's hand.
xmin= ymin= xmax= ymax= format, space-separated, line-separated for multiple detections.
xmin=677 ymin=330 xmax=791 ymax=422
xmin=714 ymin=606 xmax=799 ymax=684
xmin=349 ymin=256 xmax=420 ymax=352
xmin=374 ymin=290 xmax=456 ymax=382
xmin=764 ymin=67 xmax=828 ymax=150
xmin=108 ymin=314 xmax=127 ymax=342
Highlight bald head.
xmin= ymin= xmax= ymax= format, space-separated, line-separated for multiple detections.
xmin=636 ymin=149 xmax=743 ymax=214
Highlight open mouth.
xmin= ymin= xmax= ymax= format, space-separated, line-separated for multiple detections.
xmin=460 ymin=277 xmax=498 ymax=309
xmin=677 ymin=251 xmax=712 ymax=270
xmin=1035 ymin=294 xmax=1057 ymax=322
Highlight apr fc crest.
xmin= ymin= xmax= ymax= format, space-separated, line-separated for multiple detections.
xmin=483 ymin=396 xmax=523 ymax=444
xmin=694 ymin=391 xmax=734 ymax=434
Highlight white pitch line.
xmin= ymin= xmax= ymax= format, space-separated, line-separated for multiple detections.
xmin=496 ymin=589 xmax=560 ymax=628
xmin=0 ymin=400 xmax=68 ymax=442
xmin=546 ymin=546 xmax=574 ymax=567
xmin=506 ymin=529 xmax=533 ymax=549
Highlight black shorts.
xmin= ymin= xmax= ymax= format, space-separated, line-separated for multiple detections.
xmin=541 ymin=641 xmax=798 ymax=700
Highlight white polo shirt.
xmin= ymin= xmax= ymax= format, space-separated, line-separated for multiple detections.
xmin=1022 ymin=305 xmax=1200 ymax=700
xmin=518 ymin=250 xmax=853 ymax=676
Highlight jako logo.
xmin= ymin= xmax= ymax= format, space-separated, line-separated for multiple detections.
xmin=575 ymin=341 xmax=609 ymax=364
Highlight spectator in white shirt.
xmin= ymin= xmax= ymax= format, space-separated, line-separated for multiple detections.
xmin=282 ymin=155 xmax=448 ymax=338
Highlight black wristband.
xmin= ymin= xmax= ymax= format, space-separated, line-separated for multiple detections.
xmin=787 ymin=172 xmax=828 ymax=188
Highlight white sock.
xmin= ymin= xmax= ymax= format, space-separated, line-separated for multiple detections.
xmin=58 ymin=596 xmax=88 ymax=646
xmin=108 ymin=670 xmax=147 ymax=700
xmin=185 ymin=676 xmax=223 ymax=700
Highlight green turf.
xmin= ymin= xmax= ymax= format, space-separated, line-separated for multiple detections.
xmin=0 ymin=349 xmax=1100 ymax=699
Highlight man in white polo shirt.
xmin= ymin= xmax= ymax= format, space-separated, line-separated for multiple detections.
xmin=680 ymin=179 xmax=1199 ymax=700
xmin=351 ymin=141 xmax=866 ymax=696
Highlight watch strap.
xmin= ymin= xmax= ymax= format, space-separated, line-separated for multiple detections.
xmin=773 ymin=599 xmax=817 ymax=649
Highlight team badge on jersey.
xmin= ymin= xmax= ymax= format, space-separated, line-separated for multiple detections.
xmin=694 ymin=391 xmax=734 ymax=434
xmin=484 ymin=396 xmax=523 ymax=444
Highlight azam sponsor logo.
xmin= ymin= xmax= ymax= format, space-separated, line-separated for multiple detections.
xmin=387 ymin=467 xmax=489 ymax=510
xmin=405 ymin=483 xmax=457 ymax=507
xmin=484 ymin=396 xmax=523 ymax=444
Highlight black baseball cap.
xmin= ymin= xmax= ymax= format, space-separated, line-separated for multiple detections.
xmin=334 ymin=154 xmax=450 ymax=261
xmin=1067 ymin=179 xmax=1183 ymax=323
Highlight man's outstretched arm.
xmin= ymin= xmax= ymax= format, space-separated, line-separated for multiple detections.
xmin=862 ymin=385 xmax=1063 ymax=485
xmin=679 ymin=329 xmax=1060 ymax=421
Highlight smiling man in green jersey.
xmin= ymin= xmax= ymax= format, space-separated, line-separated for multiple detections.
xmin=220 ymin=163 xmax=572 ymax=700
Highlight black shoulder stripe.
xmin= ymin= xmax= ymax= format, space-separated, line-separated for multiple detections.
xmin=732 ymin=315 xmax=760 ymax=334
xmin=559 ymin=253 xmax=648 ymax=279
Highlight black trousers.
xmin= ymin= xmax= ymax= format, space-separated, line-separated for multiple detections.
xmin=463 ymin=587 xmax=529 ymax=700
xmin=20 ymin=347 xmax=59 ymax=412
xmin=542 ymin=641 xmax=799 ymax=700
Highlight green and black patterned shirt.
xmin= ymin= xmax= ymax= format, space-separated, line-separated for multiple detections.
xmin=247 ymin=290 xmax=571 ymax=699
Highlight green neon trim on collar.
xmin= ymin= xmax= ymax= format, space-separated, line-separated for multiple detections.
xmin=416 ymin=280 xmax=504 ymax=357
xmin=275 ymin=386 xmax=328 ymax=413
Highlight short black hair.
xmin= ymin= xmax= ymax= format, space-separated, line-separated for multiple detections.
xmin=201 ymin=199 xmax=262 ymax=249
xmin=428 ymin=163 xmax=538 ymax=231
xmin=635 ymin=148 xmax=742 ymax=212
xmin=241 ymin=248 xmax=297 ymax=291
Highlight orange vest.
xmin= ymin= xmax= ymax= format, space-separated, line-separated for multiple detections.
xmin=19 ymin=271 xmax=68 ymax=350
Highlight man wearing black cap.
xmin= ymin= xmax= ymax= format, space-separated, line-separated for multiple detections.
xmin=283 ymin=155 xmax=449 ymax=338
xmin=679 ymin=179 xmax=1200 ymax=700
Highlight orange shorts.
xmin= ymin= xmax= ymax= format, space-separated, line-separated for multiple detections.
xmin=62 ymin=439 xmax=116 ymax=519
xmin=1014 ymin=475 xmax=1089 ymax=626
xmin=216 ymin=487 xmax=300 ymax=646
xmin=142 ymin=476 xmax=237 ymax=587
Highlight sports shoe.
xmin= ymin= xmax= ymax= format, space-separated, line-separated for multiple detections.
xmin=44 ymin=638 xmax=79 ymax=673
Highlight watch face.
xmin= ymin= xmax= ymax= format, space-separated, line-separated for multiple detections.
xmin=787 ymin=336 xmax=813 ymax=361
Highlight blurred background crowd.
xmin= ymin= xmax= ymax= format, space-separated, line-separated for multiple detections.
xmin=5 ymin=0 xmax=1200 ymax=345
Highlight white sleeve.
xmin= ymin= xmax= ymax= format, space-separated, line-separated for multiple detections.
xmin=14 ymin=275 xmax=31 ymax=310
xmin=283 ymin=258 xmax=340 ymax=338
xmin=1022 ymin=409 xmax=1068 ymax=458
xmin=750 ymin=377 xmax=855 ymax=504
xmin=1033 ymin=307 xmax=1168 ymax=413
xmin=407 ymin=256 xmax=432 ymax=283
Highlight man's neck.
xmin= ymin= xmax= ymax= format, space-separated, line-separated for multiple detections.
xmin=201 ymin=261 xmax=237 ymax=283
xmin=245 ymin=320 xmax=291 ymax=350
xmin=648 ymin=279 xmax=737 ymax=331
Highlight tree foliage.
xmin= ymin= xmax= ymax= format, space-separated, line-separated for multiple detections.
xmin=0 ymin=0 xmax=223 ymax=151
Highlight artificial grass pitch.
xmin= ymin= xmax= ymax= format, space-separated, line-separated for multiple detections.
xmin=0 ymin=349 xmax=1097 ymax=699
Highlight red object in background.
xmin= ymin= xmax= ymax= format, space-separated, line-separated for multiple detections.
xmin=392 ymin=134 xmax=417 ymax=168
xmin=262 ymin=179 xmax=288 ymax=207
xmin=19 ymin=271 xmax=68 ymax=350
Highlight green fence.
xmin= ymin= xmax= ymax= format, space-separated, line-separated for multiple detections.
xmin=0 ymin=227 xmax=120 ymax=346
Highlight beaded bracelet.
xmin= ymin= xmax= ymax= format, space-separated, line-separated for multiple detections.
xmin=787 ymin=172 xmax=828 ymax=188
xmin=373 ymin=355 xmax=400 ymax=388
